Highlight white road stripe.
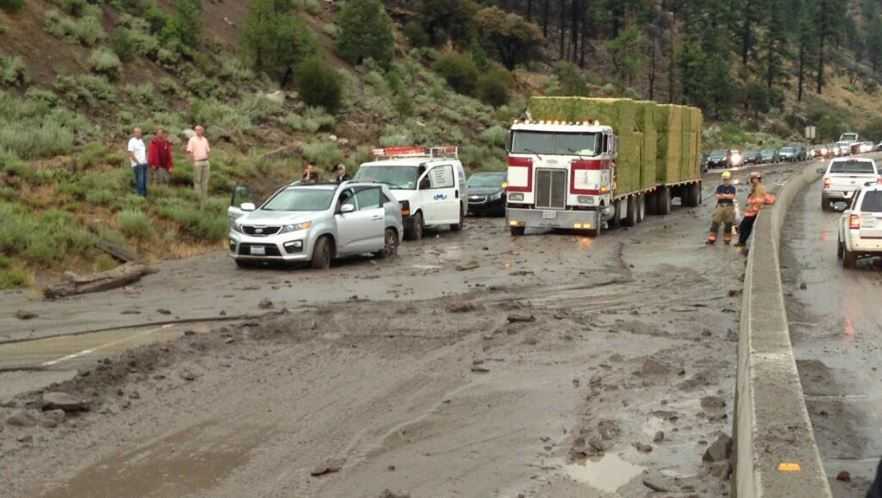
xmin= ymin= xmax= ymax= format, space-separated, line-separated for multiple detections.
xmin=41 ymin=324 xmax=174 ymax=367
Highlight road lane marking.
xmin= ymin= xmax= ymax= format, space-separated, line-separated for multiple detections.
xmin=41 ymin=324 xmax=174 ymax=367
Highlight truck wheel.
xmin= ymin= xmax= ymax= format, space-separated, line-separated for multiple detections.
xmin=843 ymin=247 xmax=858 ymax=268
xmin=450 ymin=208 xmax=464 ymax=232
xmin=311 ymin=236 xmax=333 ymax=270
xmin=646 ymin=190 xmax=658 ymax=215
xmin=657 ymin=187 xmax=672 ymax=215
xmin=510 ymin=225 xmax=525 ymax=236
xmin=404 ymin=212 xmax=424 ymax=241
xmin=685 ymin=182 xmax=701 ymax=207
xmin=623 ymin=196 xmax=638 ymax=227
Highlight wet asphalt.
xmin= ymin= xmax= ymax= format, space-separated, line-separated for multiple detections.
xmin=782 ymin=172 xmax=882 ymax=496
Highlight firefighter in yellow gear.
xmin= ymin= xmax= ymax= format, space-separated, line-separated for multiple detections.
xmin=707 ymin=170 xmax=737 ymax=245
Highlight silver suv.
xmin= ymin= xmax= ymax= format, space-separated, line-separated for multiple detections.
xmin=228 ymin=182 xmax=403 ymax=269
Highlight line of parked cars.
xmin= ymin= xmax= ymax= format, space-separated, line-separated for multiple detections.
xmin=226 ymin=146 xmax=508 ymax=270
xmin=703 ymin=145 xmax=810 ymax=171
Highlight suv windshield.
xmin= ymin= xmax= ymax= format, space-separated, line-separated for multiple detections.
xmin=262 ymin=188 xmax=335 ymax=211
xmin=354 ymin=165 xmax=419 ymax=190
xmin=781 ymin=147 xmax=795 ymax=153
xmin=861 ymin=191 xmax=882 ymax=212
xmin=709 ymin=150 xmax=726 ymax=159
xmin=468 ymin=174 xmax=506 ymax=188
xmin=829 ymin=161 xmax=876 ymax=174
xmin=511 ymin=131 xmax=600 ymax=156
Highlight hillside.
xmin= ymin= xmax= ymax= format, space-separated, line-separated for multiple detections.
xmin=1 ymin=0 xmax=882 ymax=289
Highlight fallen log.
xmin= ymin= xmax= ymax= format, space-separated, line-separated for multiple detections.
xmin=43 ymin=263 xmax=158 ymax=299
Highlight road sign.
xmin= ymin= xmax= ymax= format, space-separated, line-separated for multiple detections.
xmin=805 ymin=126 xmax=816 ymax=140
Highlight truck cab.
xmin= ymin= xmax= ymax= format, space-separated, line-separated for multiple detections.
xmin=505 ymin=120 xmax=617 ymax=236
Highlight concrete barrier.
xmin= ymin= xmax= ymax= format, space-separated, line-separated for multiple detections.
xmin=734 ymin=166 xmax=833 ymax=498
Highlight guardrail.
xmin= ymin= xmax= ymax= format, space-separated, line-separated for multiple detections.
xmin=734 ymin=165 xmax=833 ymax=498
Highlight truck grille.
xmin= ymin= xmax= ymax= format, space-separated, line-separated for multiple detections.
xmin=535 ymin=169 xmax=567 ymax=209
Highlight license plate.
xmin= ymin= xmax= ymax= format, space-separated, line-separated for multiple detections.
xmin=250 ymin=246 xmax=266 ymax=256
xmin=542 ymin=210 xmax=557 ymax=219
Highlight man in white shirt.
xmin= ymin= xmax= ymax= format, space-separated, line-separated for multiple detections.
xmin=127 ymin=128 xmax=148 ymax=197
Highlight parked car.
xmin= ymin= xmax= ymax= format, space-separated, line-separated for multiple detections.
xmin=743 ymin=150 xmax=763 ymax=164
xmin=353 ymin=146 xmax=468 ymax=241
xmin=466 ymin=171 xmax=507 ymax=216
xmin=705 ymin=150 xmax=728 ymax=169
xmin=228 ymin=182 xmax=403 ymax=269
xmin=759 ymin=149 xmax=778 ymax=163
xmin=778 ymin=146 xmax=798 ymax=162
xmin=821 ymin=157 xmax=880 ymax=211
xmin=838 ymin=182 xmax=882 ymax=268
xmin=859 ymin=141 xmax=875 ymax=154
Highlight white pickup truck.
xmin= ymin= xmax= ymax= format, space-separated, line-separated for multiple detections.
xmin=821 ymin=157 xmax=880 ymax=211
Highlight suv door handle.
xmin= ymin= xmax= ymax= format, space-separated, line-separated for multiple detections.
xmin=455 ymin=189 xmax=459 ymax=199
xmin=371 ymin=215 xmax=383 ymax=220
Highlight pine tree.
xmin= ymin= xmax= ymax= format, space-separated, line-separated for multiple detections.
xmin=241 ymin=0 xmax=314 ymax=85
xmin=337 ymin=0 xmax=396 ymax=68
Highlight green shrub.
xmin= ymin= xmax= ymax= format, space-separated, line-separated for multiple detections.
xmin=25 ymin=87 xmax=59 ymax=106
xmin=88 ymin=48 xmax=122 ymax=79
xmin=0 ymin=204 xmax=95 ymax=265
xmin=0 ymin=268 xmax=27 ymax=289
xmin=191 ymin=98 xmax=251 ymax=134
xmin=125 ymin=82 xmax=159 ymax=106
xmin=0 ymin=0 xmax=24 ymax=13
xmin=161 ymin=0 xmax=202 ymax=47
xmin=240 ymin=0 xmax=315 ymax=84
xmin=156 ymin=198 xmax=228 ymax=241
xmin=403 ymin=20 xmax=430 ymax=48
xmin=476 ymin=67 xmax=512 ymax=107
xmin=337 ymin=0 xmax=395 ymax=68
xmin=110 ymin=28 xmax=137 ymax=62
xmin=54 ymin=74 xmax=117 ymax=106
xmin=46 ymin=12 xmax=106 ymax=46
xmin=118 ymin=209 xmax=152 ymax=240
xmin=479 ymin=125 xmax=508 ymax=147
xmin=0 ymin=121 xmax=74 ymax=159
xmin=302 ymin=142 xmax=343 ymax=168
xmin=295 ymin=0 xmax=320 ymax=15
xmin=432 ymin=51 xmax=479 ymax=96
xmin=378 ymin=124 xmax=412 ymax=146
xmin=0 ymin=56 xmax=28 ymax=88
xmin=295 ymin=57 xmax=343 ymax=113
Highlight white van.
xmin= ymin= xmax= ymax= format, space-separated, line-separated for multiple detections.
xmin=353 ymin=146 xmax=468 ymax=240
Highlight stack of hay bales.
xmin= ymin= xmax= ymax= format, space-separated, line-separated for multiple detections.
xmin=527 ymin=97 xmax=702 ymax=196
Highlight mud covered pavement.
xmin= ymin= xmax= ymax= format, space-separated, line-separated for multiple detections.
xmin=0 ymin=168 xmax=800 ymax=498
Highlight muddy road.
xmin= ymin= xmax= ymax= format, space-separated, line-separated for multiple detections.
xmin=0 ymin=166 xmax=801 ymax=498
xmin=782 ymin=176 xmax=882 ymax=498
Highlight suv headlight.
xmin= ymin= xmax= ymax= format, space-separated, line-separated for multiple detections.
xmin=279 ymin=221 xmax=312 ymax=234
xmin=230 ymin=221 xmax=243 ymax=233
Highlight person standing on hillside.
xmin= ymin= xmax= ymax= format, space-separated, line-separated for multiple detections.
xmin=186 ymin=125 xmax=211 ymax=202
xmin=706 ymin=170 xmax=737 ymax=245
xmin=127 ymin=127 xmax=148 ymax=197
xmin=147 ymin=127 xmax=174 ymax=186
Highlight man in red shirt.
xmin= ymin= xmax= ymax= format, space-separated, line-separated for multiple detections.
xmin=147 ymin=128 xmax=174 ymax=186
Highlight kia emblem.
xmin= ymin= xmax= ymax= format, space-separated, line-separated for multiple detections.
xmin=255 ymin=228 xmax=263 ymax=234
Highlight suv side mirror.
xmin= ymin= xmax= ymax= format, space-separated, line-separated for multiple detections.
xmin=241 ymin=202 xmax=256 ymax=211
xmin=340 ymin=203 xmax=356 ymax=214
xmin=816 ymin=167 xmax=826 ymax=174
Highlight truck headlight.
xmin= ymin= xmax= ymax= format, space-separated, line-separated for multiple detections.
xmin=508 ymin=193 xmax=525 ymax=202
xmin=279 ymin=221 xmax=312 ymax=234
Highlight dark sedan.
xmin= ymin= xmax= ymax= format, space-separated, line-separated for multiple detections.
xmin=466 ymin=172 xmax=507 ymax=216
xmin=705 ymin=150 xmax=729 ymax=169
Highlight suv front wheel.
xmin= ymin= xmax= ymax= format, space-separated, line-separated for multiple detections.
xmin=311 ymin=236 xmax=333 ymax=270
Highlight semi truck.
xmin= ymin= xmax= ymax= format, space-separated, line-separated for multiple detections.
xmin=505 ymin=97 xmax=703 ymax=236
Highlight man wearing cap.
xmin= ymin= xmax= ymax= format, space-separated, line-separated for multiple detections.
xmin=707 ymin=170 xmax=737 ymax=245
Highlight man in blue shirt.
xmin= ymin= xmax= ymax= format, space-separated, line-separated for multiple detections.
xmin=707 ymin=170 xmax=737 ymax=245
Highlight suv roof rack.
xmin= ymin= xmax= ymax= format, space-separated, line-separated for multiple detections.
xmin=372 ymin=145 xmax=459 ymax=160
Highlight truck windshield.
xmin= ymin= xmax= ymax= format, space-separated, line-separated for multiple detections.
xmin=840 ymin=133 xmax=858 ymax=142
xmin=829 ymin=161 xmax=876 ymax=174
xmin=262 ymin=188 xmax=335 ymax=211
xmin=511 ymin=131 xmax=600 ymax=156
xmin=353 ymin=165 xmax=420 ymax=190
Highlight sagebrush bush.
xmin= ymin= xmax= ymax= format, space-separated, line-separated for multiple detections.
xmin=302 ymin=142 xmax=343 ymax=168
xmin=54 ymin=74 xmax=116 ymax=106
xmin=0 ymin=203 xmax=95 ymax=265
xmin=110 ymin=29 xmax=136 ymax=62
xmin=295 ymin=57 xmax=343 ymax=113
xmin=0 ymin=56 xmax=28 ymax=88
xmin=0 ymin=121 xmax=74 ymax=159
xmin=118 ymin=209 xmax=152 ymax=240
xmin=191 ymin=98 xmax=251 ymax=134
xmin=432 ymin=51 xmax=479 ymax=96
xmin=125 ymin=82 xmax=159 ymax=106
xmin=479 ymin=125 xmax=508 ymax=147
xmin=88 ymin=48 xmax=122 ymax=79
xmin=45 ymin=11 xmax=105 ymax=46
xmin=295 ymin=0 xmax=320 ymax=15
xmin=477 ymin=68 xmax=512 ymax=107
xmin=156 ymin=198 xmax=228 ymax=241
xmin=0 ymin=268 xmax=27 ymax=289
xmin=304 ymin=107 xmax=336 ymax=130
